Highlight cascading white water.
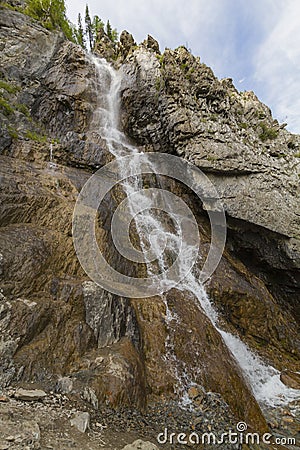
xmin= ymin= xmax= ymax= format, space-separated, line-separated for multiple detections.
xmin=91 ymin=56 xmax=299 ymax=408
xmin=50 ymin=143 xmax=53 ymax=162
xmin=182 ymin=273 xmax=299 ymax=406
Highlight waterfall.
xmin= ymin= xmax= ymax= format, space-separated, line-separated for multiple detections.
xmin=50 ymin=143 xmax=53 ymax=162
xmin=182 ymin=273 xmax=299 ymax=406
xmin=90 ymin=56 xmax=299 ymax=408
xmin=48 ymin=142 xmax=57 ymax=169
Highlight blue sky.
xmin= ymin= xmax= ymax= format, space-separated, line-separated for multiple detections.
xmin=66 ymin=0 xmax=300 ymax=133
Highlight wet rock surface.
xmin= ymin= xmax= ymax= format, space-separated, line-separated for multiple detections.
xmin=280 ymin=371 xmax=300 ymax=390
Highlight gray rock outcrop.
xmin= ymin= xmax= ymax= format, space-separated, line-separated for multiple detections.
xmin=119 ymin=45 xmax=300 ymax=319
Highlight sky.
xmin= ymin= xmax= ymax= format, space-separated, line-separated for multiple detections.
xmin=66 ymin=0 xmax=300 ymax=133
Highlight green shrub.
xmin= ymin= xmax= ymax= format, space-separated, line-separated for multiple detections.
xmin=155 ymin=54 xmax=165 ymax=68
xmin=0 ymin=97 xmax=14 ymax=115
xmin=258 ymin=122 xmax=279 ymax=142
xmin=25 ymin=130 xmax=47 ymax=142
xmin=106 ymin=20 xmax=118 ymax=43
xmin=155 ymin=77 xmax=165 ymax=92
xmin=16 ymin=103 xmax=31 ymax=117
xmin=7 ymin=125 xmax=18 ymax=139
xmin=180 ymin=63 xmax=188 ymax=72
xmin=185 ymin=68 xmax=195 ymax=81
xmin=0 ymin=80 xmax=20 ymax=94
xmin=0 ymin=2 xmax=21 ymax=11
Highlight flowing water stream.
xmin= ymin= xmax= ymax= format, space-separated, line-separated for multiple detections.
xmin=90 ymin=56 xmax=299 ymax=408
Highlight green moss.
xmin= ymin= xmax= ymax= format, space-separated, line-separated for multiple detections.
xmin=25 ymin=130 xmax=47 ymax=142
xmin=294 ymin=152 xmax=300 ymax=158
xmin=0 ymin=97 xmax=14 ymax=115
xmin=240 ymin=122 xmax=248 ymax=129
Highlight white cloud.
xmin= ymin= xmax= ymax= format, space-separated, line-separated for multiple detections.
xmin=254 ymin=0 xmax=300 ymax=132
xmin=66 ymin=0 xmax=243 ymax=81
xmin=66 ymin=0 xmax=227 ymax=52
xmin=65 ymin=0 xmax=300 ymax=133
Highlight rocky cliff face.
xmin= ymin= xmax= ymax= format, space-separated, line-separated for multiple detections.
xmin=0 ymin=5 xmax=299 ymax=446
xmin=119 ymin=42 xmax=300 ymax=322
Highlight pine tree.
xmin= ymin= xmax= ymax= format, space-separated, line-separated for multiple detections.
xmin=76 ymin=13 xmax=85 ymax=47
xmin=105 ymin=19 xmax=118 ymax=43
xmin=111 ymin=28 xmax=118 ymax=43
xmin=93 ymin=15 xmax=104 ymax=35
xmin=106 ymin=20 xmax=112 ymax=40
xmin=85 ymin=4 xmax=94 ymax=50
